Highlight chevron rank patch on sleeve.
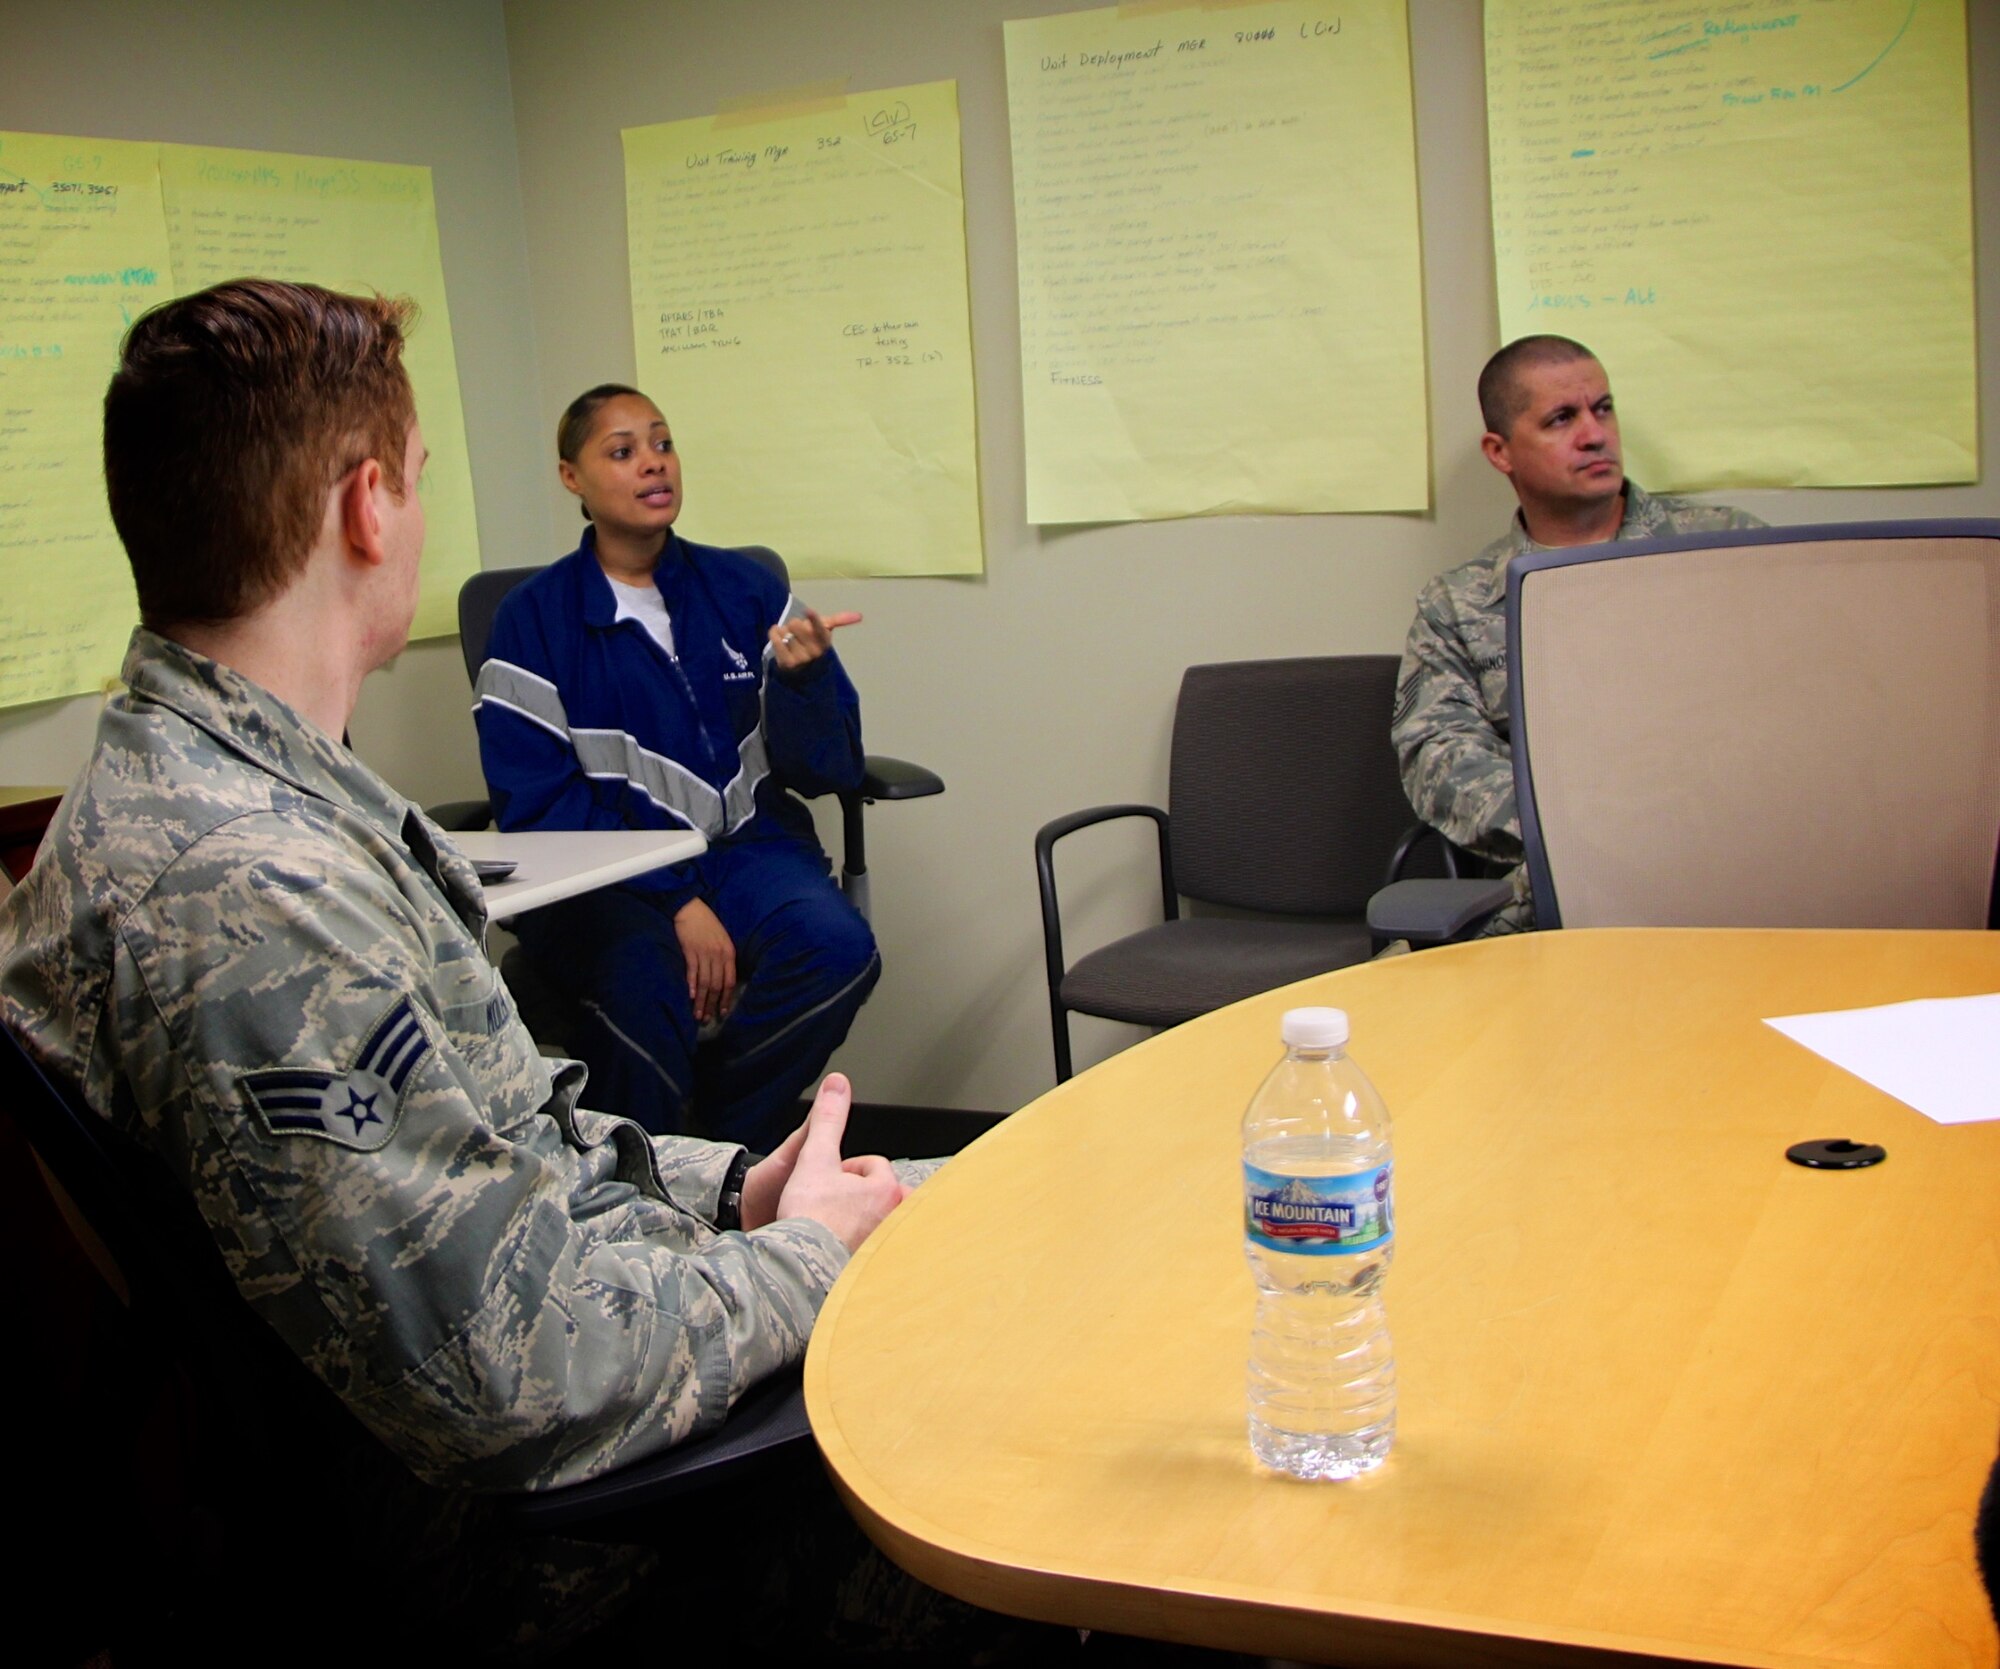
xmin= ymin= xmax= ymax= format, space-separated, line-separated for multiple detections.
xmin=239 ymin=995 xmax=430 ymax=1150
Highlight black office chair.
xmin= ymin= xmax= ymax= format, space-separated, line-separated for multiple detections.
xmin=434 ymin=547 xmax=942 ymax=920
xmin=1034 ymin=656 xmax=1456 ymax=1083
xmin=1978 ymin=1445 xmax=2000 ymax=1627
xmin=0 ymin=1016 xmax=814 ymax=1575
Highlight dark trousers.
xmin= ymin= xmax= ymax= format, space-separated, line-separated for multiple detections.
xmin=561 ymin=1447 xmax=1260 ymax=1665
xmin=513 ymin=835 xmax=879 ymax=1149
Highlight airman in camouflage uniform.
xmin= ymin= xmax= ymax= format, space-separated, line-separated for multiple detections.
xmin=0 ymin=280 xmax=949 ymax=1658
xmin=1391 ymin=338 xmax=1764 ymax=933
xmin=2 ymin=628 xmax=868 ymax=1490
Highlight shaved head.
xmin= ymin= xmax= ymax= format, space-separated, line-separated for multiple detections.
xmin=1478 ymin=335 xmax=1599 ymax=436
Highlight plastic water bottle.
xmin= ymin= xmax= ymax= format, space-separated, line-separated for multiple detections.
xmin=1243 ymin=1006 xmax=1395 ymax=1479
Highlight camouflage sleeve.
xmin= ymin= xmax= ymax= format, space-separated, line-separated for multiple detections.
xmin=109 ymin=810 xmax=847 ymax=1493
xmin=1390 ymin=585 xmax=1522 ymax=863
xmin=643 ymin=1131 xmax=740 ymax=1218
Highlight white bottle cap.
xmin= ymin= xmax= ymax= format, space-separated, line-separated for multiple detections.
xmin=1281 ymin=1007 xmax=1349 ymax=1048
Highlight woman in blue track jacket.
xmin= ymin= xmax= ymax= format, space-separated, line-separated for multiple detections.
xmin=472 ymin=385 xmax=879 ymax=1145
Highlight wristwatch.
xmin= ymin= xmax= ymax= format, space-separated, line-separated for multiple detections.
xmin=716 ymin=1149 xmax=753 ymax=1232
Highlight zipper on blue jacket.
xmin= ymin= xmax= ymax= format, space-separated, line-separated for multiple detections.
xmin=619 ymin=617 xmax=726 ymax=777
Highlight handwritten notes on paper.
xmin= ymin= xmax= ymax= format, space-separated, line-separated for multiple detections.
xmin=0 ymin=133 xmax=168 ymax=708
xmin=1004 ymin=1 xmax=1428 ymax=525
xmin=0 ymin=133 xmax=480 ymax=709
xmin=1486 ymin=0 xmax=1975 ymax=488
xmin=158 ymin=146 xmax=479 ymax=641
xmin=623 ymin=81 xmax=983 ymax=578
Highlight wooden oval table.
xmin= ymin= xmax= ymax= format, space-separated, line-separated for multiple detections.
xmin=805 ymin=930 xmax=2000 ymax=1668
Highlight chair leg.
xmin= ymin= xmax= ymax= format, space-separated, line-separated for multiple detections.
xmin=839 ymin=791 xmax=870 ymax=921
xmin=1051 ymin=995 xmax=1074 ymax=1084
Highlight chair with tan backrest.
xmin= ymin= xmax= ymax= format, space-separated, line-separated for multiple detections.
xmin=1507 ymin=520 xmax=2000 ymax=930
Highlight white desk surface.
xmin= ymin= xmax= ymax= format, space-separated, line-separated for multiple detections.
xmin=452 ymin=829 xmax=705 ymax=923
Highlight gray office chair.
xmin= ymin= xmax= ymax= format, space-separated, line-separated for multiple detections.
xmin=433 ymin=546 xmax=942 ymax=919
xmin=1507 ymin=520 xmax=2000 ymax=929
xmin=1366 ymin=841 xmax=1516 ymax=948
xmin=1034 ymin=656 xmax=1450 ymax=1082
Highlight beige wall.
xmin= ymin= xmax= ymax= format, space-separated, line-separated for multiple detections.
xmin=3 ymin=2 xmax=1995 ymax=1114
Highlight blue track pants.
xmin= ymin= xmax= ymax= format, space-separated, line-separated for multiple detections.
xmin=511 ymin=836 xmax=879 ymax=1149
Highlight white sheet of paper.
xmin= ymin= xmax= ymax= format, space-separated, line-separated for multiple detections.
xmin=1764 ymin=994 xmax=2000 ymax=1126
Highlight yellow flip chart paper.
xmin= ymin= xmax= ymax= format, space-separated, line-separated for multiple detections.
xmin=1486 ymin=0 xmax=1974 ymax=488
xmin=0 ymin=132 xmax=167 ymax=708
xmin=1004 ymin=1 xmax=1428 ymax=524
xmin=159 ymin=144 xmax=481 ymax=636
xmin=623 ymin=81 xmax=983 ymax=578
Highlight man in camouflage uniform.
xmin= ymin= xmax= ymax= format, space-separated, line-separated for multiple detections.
xmin=1391 ymin=335 xmax=1764 ymax=933
xmin=0 ymin=281 xmax=938 ymax=1655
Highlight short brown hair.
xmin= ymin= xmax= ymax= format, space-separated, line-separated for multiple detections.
xmin=1477 ymin=335 xmax=1598 ymax=436
xmin=104 ymin=280 xmax=418 ymax=628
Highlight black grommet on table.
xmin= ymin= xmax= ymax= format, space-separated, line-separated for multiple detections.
xmin=1786 ymin=1138 xmax=1886 ymax=1170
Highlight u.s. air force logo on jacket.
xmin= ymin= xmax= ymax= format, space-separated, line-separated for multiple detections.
xmin=239 ymin=995 xmax=429 ymax=1150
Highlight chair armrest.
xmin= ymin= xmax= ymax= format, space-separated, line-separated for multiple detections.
xmin=1386 ymin=821 xmax=1462 ymax=884
xmin=427 ymin=798 xmax=494 ymax=833
xmin=835 ymin=758 xmax=945 ymax=897
xmin=494 ymin=1366 xmax=812 ymax=1537
xmin=1034 ymin=803 xmax=1167 ymax=853
xmin=1034 ymin=804 xmax=1175 ymax=1004
xmin=1367 ymin=878 xmax=1514 ymax=946
xmin=858 ymin=755 xmax=943 ymax=801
